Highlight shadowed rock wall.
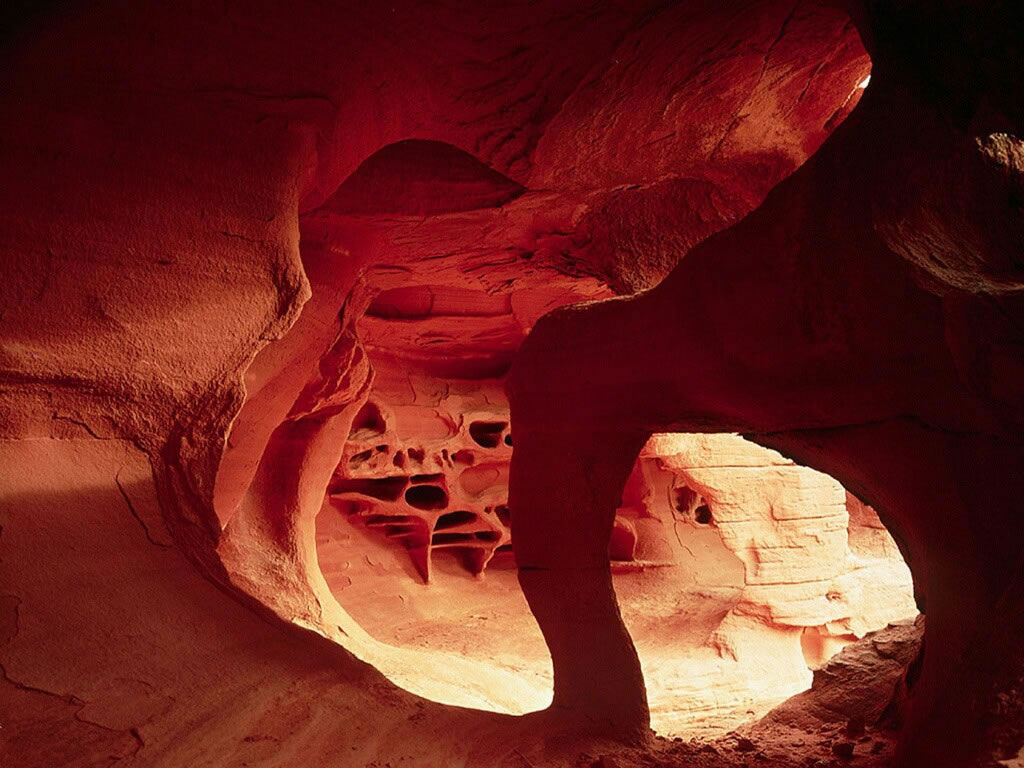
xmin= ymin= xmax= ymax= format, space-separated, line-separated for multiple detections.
xmin=1 ymin=1 xmax=1020 ymax=766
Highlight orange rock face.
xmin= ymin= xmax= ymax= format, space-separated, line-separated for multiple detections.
xmin=1 ymin=1 xmax=1023 ymax=767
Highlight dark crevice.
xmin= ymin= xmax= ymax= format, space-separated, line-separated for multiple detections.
xmin=349 ymin=401 xmax=386 ymax=440
xmin=435 ymin=510 xmax=477 ymax=530
xmin=405 ymin=484 xmax=448 ymax=510
xmin=469 ymin=420 xmax=507 ymax=448
xmin=114 ymin=470 xmax=171 ymax=549
xmin=331 ymin=476 xmax=408 ymax=501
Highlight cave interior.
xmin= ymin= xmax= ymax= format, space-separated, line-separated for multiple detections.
xmin=1 ymin=1 xmax=1023 ymax=767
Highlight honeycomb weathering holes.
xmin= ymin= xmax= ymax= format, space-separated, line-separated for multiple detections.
xmin=329 ymin=399 xmax=517 ymax=583
xmin=329 ymin=399 xmax=642 ymax=582
xmin=469 ymin=420 xmax=508 ymax=448
xmin=404 ymin=484 xmax=449 ymax=510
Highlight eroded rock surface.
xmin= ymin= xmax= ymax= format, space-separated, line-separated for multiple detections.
xmin=318 ymin=393 xmax=917 ymax=736
xmin=1 ymin=0 xmax=1022 ymax=766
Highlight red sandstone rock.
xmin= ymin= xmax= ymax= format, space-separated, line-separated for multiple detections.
xmin=751 ymin=616 xmax=925 ymax=732
xmin=1 ymin=1 xmax=1022 ymax=767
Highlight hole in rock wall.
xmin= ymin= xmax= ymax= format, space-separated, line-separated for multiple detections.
xmin=404 ymin=483 xmax=449 ymax=511
xmin=315 ymin=347 xmax=919 ymax=735
xmin=469 ymin=420 xmax=509 ymax=449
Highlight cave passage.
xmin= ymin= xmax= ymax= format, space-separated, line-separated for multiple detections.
xmin=317 ymin=371 xmax=918 ymax=736
xmin=5 ymin=2 xmax=1023 ymax=766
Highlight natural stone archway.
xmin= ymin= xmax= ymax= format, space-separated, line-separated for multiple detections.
xmin=200 ymin=2 xmax=880 ymax=738
xmin=506 ymin=5 xmax=1024 ymax=765
xmin=317 ymin=416 xmax=917 ymax=736
xmin=1 ymin=1 xmax=1021 ymax=767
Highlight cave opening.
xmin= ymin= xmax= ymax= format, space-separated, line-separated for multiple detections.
xmin=7 ymin=1 xmax=1024 ymax=765
xmin=313 ymin=289 xmax=920 ymax=736
xmin=227 ymin=37 xmax=936 ymax=755
xmin=317 ymin=400 xmax=919 ymax=736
